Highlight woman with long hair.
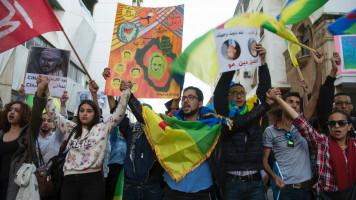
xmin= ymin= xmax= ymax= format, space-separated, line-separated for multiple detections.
xmin=268 ymin=88 xmax=356 ymax=198
xmin=44 ymin=79 xmax=131 ymax=200
xmin=0 ymin=75 xmax=48 ymax=199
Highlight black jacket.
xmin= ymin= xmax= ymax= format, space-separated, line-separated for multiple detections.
xmin=316 ymin=75 xmax=356 ymax=136
xmin=0 ymin=94 xmax=47 ymax=200
xmin=212 ymin=64 xmax=271 ymax=186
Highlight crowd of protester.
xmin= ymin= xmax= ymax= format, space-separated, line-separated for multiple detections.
xmin=0 ymin=43 xmax=355 ymax=200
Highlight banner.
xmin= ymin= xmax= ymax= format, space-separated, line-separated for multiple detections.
xmin=105 ymin=3 xmax=184 ymax=98
xmin=0 ymin=0 xmax=63 ymax=53
xmin=334 ymin=35 xmax=356 ymax=74
xmin=214 ymin=27 xmax=261 ymax=72
xmin=24 ymin=46 xmax=70 ymax=98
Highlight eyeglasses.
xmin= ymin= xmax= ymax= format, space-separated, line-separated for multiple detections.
xmin=228 ymin=91 xmax=247 ymax=96
xmin=285 ymin=132 xmax=294 ymax=147
xmin=181 ymin=95 xmax=198 ymax=101
xmin=334 ymin=101 xmax=352 ymax=106
xmin=327 ymin=120 xmax=349 ymax=127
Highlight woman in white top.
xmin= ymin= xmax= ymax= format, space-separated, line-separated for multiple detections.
xmin=44 ymin=79 xmax=131 ymax=200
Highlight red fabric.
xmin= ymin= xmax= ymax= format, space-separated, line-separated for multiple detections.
xmin=329 ymin=137 xmax=356 ymax=190
xmin=0 ymin=0 xmax=63 ymax=53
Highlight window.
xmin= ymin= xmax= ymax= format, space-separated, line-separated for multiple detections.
xmin=68 ymin=62 xmax=86 ymax=87
xmin=302 ymin=28 xmax=310 ymax=55
xmin=21 ymin=36 xmax=53 ymax=49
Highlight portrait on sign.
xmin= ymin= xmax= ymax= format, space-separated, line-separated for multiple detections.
xmin=26 ymin=46 xmax=70 ymax=77
xmin=24 ymin=46 xmax=70 ymax=98
xmin=76 ymin=91 xmax=106 ymax=109
xmin=105 ymin=4 xmax=184 ymax=98
xmin=214 ymin=27 xmax=261 ymax=73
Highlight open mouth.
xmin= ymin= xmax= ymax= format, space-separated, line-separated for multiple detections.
xmin=8 ymin=115 xmax=14 ymax=120
xmin=183 ymin=104 xmax=190 ymax=111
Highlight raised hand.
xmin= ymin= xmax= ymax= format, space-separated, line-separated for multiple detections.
xmin=60 ymin=91 xmax=69 ymax=107
xmin=256 ymin=43 xmax=266 ymax=65
xmin=267 ymin=87 xmax=282 ymax=101
xmin=18 ymin=84 xmax=26 ymax=101
xmin=301 ymin=80 xmax=308 ymax=93
xmin=120 ymin=80 xmax=132 ymax=91
xmin=89 ymin=80 xmax=99 ymax=94
xmin=37 ymin=75 xmax=50 ymax=96
xmin=329 ymin=52 xmax=340 ymax=78
xmin=311 ymin=49 xmax=325 ymax=65
xmin=102 ymin=68 xmax=111 ymax=80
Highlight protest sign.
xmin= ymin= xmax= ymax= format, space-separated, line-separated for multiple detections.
xmin=334 ymin=35 xmax=356 ymax=74
xmin=24 ymin=46 xmax=70 ymax=97
xmin=214 ymin=27 xmax=261 ymax=72
xmin=77 ymin=91 xmax=106 ymax=109
xmin=105 ymin=3 xmax=184 ymax=98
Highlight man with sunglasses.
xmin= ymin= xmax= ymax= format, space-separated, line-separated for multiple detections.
xmin=213 ymin=43 xmax=272 ymax=199
xmin=316 ymin=52 xmax=356 ymax=137
xmin=263 ymin=93 xmax=314 ymax=199
xmin=318 ymin=91 xmax=356 ymax=136
xmin=262 ymin=50 xmax=325 ymax=199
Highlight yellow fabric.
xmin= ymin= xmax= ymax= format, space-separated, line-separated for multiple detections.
xmin=185 ymin=13 xmax=299 ymax=85
xmin=246 ymin=95 xmax=263 ymax=125
xmin=142 ymin=106 xmax=204 ymax=182
xmin=280 ymin=0 xmax=308 ymax=25
xmin=246 ymin=95 xmax=258 ymax=112
xmin=287 ymin=33 xmax=301 ymax=67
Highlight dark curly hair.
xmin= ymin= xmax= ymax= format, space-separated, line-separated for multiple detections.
xmin=72 ymin=100 xmax=100 ymax=139
xmin=1 ymin=101 xmax=31 ymax=132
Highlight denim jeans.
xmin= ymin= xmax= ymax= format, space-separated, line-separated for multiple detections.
xmin=163 ymin=186 xmax=214 ymax=200
xmin=223 ymin=175 xmax=265 ymax=200
xmin=279 ymin=185 xmax=313 ymax=200
xmin=61 ymin=171 xmax=105 ymax=200
xmin=123 ymin=182 xmax=162 ymax=200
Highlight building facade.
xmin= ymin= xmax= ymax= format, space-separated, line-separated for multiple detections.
xmin=0 ymin=0 xmax=97 ymax=115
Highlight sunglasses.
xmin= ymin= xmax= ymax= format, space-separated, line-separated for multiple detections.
xmin=285 ymin=132 xmax=294 ymax=147
xmin=327 ymin=120 xmax=349 ymax=127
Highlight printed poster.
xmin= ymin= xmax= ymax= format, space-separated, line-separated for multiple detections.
xmin=334 ymin=35 xmax=356 ymax=74
xmin=214 ymin=27 xmax=261 ymax=72
xmin=77 ymin=91 xmax=106 ymax=109
xmin=24 ymin=46 xmax=70 ymax=97
xmin=105 ymin=3 xmax=184 ymax=98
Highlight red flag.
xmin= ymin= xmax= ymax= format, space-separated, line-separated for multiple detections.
xmin=0 ymin=0 xmax=63 ymax=53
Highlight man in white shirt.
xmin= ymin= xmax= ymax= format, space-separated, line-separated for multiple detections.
xmin=37 ymin=91 xmax=68 ymax=167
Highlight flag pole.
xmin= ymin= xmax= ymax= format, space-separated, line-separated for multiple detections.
xmin=296 ymin=66 xmax=304 ymax=81
xmin=293 ymin=41 xmax=316 ymax=53
xmin=61 ymin=30 xmax=92 ymax=81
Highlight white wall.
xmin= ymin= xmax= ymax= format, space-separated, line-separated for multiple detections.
xmin=0 ymin=0 xmax=96 ymax=114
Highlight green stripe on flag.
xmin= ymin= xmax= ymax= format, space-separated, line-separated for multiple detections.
xmin=161 ymin=115 xmax=221 ymax=154
xmin=113 ymin=168 xmax=124 ymax=200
